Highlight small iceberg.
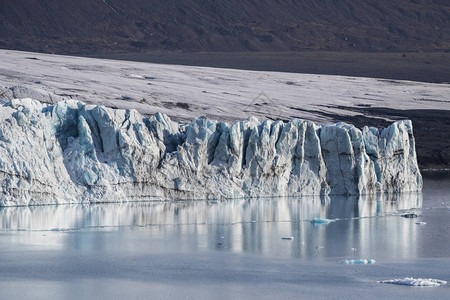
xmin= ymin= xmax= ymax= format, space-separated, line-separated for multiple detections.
xmin=379 ymin=277 xmax=447 ymax=286
xmin=311 ymin=217 xmax=332 ymax=225
xmin=50 ymin=228 xmax=65 ymax=231
xmin=340 ymin=259 xmax=375 ymax=265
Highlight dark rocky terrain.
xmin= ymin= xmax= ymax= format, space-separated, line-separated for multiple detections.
xmin=0 ymin=0 xmax=449 ymax=54
xmin=97 ymin=51 xmax=450 ymax=83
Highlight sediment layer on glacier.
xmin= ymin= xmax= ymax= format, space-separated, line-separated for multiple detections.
xmin=0 ymin=99 xmax=422 ymax=206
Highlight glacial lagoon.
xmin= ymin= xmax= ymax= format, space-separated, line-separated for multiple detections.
xmin=0 ymin=176 xmax=448 ymax=299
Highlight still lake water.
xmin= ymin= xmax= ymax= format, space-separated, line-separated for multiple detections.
xmin=0 ymin=177 xmax=448 ymax=300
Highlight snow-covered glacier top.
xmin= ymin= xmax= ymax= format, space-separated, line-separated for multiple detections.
xmin=0 ymin=99 xmax=422 ymax=206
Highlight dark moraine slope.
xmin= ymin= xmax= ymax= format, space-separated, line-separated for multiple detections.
xmin=0 ymin=0 xmax=449 ymax=54
xmin=98 ymin=51 xmax=450 ymax=83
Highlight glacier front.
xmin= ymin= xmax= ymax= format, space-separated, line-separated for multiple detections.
xmin=0 ymin=99 xmax=422 ymax=206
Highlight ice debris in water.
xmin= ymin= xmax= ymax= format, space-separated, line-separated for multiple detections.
xmin=50 ymin=228 xmax=65 ymax=232
xmin=311 ymin=217 xmax=332 ymax=224
xmin=379 ymin=277 xmax=447 ymax=286
xmin=340 ymin=259 xmax=375 ymax=265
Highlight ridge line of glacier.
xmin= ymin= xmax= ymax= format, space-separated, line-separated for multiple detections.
xmin=0 ymin=98 xmax=422 ymax=206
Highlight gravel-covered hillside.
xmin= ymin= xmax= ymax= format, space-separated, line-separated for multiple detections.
xmin=0 ymin=0 xmax=449 ymax=54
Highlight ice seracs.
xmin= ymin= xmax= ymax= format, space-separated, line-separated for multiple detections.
xmin=0 ymin=99 xmax=423 ymax=206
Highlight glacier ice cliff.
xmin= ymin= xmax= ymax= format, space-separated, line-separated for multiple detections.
xmin=0 ymin=99 xmax=422 ymax=206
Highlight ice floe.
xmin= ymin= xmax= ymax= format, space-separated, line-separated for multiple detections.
xmin=379 ymin=277 xmax=447 ymax=286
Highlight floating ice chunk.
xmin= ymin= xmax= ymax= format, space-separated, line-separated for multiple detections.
xmin=340 ymin=259 xmax=375 ymax=265
xmin=282 ymin=237 xmax=294 ymax=240
xmin=415 ymin=222 xmax=426 ymax=225
xmin=50 ymin=228 xmax=65 ymax=231
xmin=311 ymin=217 xmax=332 ymax=224
xmin=379 ymin=277 xmax=447 ymax=286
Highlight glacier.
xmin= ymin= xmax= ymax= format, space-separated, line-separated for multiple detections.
xmin=0 ymin=98 xmax=422 ymax=206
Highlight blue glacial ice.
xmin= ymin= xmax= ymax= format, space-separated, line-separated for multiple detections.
xmin=0 ymin=99 xmax=423 ymax=206
xmin=310 ymin=217 xmax=333 ymax=224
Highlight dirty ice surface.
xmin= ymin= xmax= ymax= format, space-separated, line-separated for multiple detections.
xmin=0 ymin=177 xmax=448 ymax=300
xmin=0 ymin=50 xmax=449 ymax=124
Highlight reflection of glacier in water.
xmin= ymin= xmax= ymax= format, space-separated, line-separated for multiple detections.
xmin=0 ymin=192 xmax=423 ymax=260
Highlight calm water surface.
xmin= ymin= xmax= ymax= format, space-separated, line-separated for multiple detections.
xmin=0 ymin=177 xmax=448 ymax=299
